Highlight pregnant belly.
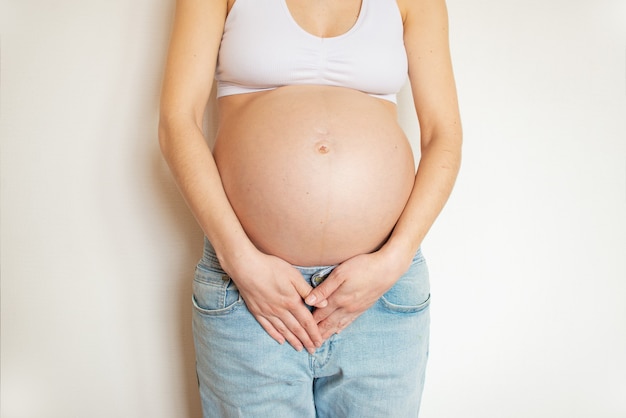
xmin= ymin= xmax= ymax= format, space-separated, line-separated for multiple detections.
xmin=214 ymin=86 xmax=415 ymax=266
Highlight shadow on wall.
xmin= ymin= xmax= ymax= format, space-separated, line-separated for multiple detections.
xmin=151 ymin=146 xmax=205 ymax=418
xmin=147 ymin=92 xmax=219 ymax=417
xmin=95 ymin=118 xmax=204 ymax=417
xmin=93 ymin=1 xmax=210 ymax=412
xmin=143 ymin=11 xmax=220 ymax=416
xmin=94 ymin=0 xmax=221 ymax=410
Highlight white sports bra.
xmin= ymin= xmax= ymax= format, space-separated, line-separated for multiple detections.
xmin=215 ymin=0 xmax=408 ymax=103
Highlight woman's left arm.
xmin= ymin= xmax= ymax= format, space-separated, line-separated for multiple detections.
xmin=306 ymin=0 xmax=462 ymax=339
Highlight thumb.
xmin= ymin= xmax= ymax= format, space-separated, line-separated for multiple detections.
xmin=292 ymin=273 xmax=315 ymax=300
xmin=305 ymin=272 xmax=343 ymax=307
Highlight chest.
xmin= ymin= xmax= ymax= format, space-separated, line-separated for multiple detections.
xmin=284 ymin=0 xmax=363 ymax=38
xmin=216 ymin=0 xmax=408 ymax=99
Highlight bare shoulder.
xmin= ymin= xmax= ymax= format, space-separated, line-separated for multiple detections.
xmin=396 ymin=0 xmax=449 ymax=29
xmin=396 ymin=0 xmax=453 ymax=82
xmin=170 ymin=0 xmax=229 ymax=30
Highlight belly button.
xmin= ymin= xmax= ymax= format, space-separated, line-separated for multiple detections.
xmin=316 ymin=142 xmax=330 ymax=154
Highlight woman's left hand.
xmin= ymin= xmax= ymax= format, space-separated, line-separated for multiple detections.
xmin=305 ymin=251 xmax=407 ymax=340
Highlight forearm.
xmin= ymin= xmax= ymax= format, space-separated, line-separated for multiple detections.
xmin=382 ymin=133 xmax=462 ymax=269
xmin=158 ymin=117 xmax=257 ymax=273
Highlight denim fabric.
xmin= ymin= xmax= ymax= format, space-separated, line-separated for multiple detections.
xmin=192 ymin=238 xmax=430 ymax=417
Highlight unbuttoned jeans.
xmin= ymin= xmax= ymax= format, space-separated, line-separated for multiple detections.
xmin=192 ymin=238 xmax=430 ymax=417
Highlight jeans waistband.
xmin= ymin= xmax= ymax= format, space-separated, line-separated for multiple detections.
xmin=201 ymin=237 xmax=337 ymax=287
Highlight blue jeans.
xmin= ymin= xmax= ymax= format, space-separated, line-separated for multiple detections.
xmin=192 ymin=238 xmax=430 ymax=417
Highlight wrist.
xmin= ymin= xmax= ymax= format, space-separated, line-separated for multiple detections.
xmin=214 ymin=238 xmax=261 ymax=280
xmin=378 ymin=235 xmax=420 ymax=275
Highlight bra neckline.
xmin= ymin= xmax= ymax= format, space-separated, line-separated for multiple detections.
xmin=280 ymin=0 xmax=367 ymax=40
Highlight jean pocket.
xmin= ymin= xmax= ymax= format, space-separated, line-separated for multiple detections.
xmin=192 ymin=264 xmax=243 ymax=316
xmin=379 ymin=251 xmax=430 ymax=314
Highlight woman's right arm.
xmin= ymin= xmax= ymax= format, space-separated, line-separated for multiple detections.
xmin=158 ymin=0 xmax=322 ymax=353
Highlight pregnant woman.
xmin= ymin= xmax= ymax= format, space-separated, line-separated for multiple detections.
xmin=159 ymin=0 xmax=461 ymax=416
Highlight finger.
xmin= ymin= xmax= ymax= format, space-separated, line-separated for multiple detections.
xmin=304 ymin=272 xmax=344 ymax=307
xmin=258 ymin=312 xmax=312 ymax=353
xmin=292 ymin=305 xmax=323 ymax=349
xmin=255 ymin=316 xmax=285 ymax=345
xmin=318 ymin=312 xmax=355 ymax=340
xmin=267 ymin=315 xmax=306 ymax=353
xmin=280 ymin=306 xmax=322 ymax=353
xmin=312 ymin=304 xmax=334 ymax=324
xmin=318 ymin=317 xmax=340 ymax=340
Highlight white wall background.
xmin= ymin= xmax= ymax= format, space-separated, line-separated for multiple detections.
xmin=1 ymin=0 xmax=624 ymax=417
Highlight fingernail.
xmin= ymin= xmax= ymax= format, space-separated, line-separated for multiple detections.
xmin=307 ymin=347 xmax=316 ymax=355
xmin=306 ymin=295 xmax=316 ymax=305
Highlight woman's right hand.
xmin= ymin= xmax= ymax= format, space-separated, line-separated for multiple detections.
xmin=225 ymin=250 xmax=323 ymax=354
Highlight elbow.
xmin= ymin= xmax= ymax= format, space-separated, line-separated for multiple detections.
xmin=158 ymin=116 xmax=171 ymax=157
xmin=420 ymin=128 xmax=463 ymax=173
xmin=158 ymin=113 xmax=181 ymax=160
xmin=157 ymin=110 xmax=208 ymax=164
xmin=421 ymin=128 xmax=462 ymax=156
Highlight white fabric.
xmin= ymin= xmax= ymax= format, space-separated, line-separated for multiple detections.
xmin=215 ymin=0 xmax=408 ymax=103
